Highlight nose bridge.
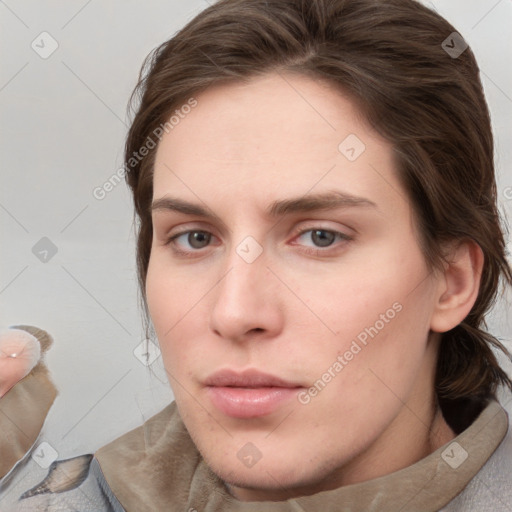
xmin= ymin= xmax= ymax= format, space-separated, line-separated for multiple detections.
xmin=217 ymin=239 xmax=268 ymax=309
xmin=209 ymin=237 xmax=281 ymax=340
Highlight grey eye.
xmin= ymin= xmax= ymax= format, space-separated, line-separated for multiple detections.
xmin=188 ymin=231 xmax=211 ymax=249
xmin=310 ymin=230 xmax=336 ymax=247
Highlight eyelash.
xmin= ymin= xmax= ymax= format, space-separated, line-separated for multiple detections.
xmin=163 ymin=227 xmax=353 ymax=258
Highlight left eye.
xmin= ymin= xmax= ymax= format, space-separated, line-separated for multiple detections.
xmin=295 ymin=229 xmax=350 ymax=248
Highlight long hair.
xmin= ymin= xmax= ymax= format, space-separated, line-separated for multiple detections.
xmin=123 ymin=0 xmax=512 ymax=431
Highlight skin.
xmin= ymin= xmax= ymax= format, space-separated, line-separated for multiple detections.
xmin=145 ymin=73 xmax=483 ymax=501
xmin=0 ymin=330 xmax=40 ymax=397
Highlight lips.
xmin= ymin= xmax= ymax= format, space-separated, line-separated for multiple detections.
xmin=204 ymin=369 xmax=301 ymax=388
xmin=204 ymin=369 xmax=303 ymax=419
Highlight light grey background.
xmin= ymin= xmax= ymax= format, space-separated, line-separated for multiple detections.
xmin=1 ymin=0 xmax=511 ymax=462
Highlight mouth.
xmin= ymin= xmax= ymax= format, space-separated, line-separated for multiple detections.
xmin=204 ymin=369 xmax=304 ymax=419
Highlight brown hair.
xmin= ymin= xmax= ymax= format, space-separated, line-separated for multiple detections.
xmin=124 ymin=0 xmax=512 ymax=432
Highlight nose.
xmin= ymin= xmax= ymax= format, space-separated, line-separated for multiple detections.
xmin=209 ymin=248 xmax=284 ymax=343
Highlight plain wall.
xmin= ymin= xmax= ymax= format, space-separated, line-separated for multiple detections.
xmin=1 ymin=0 xmax=511 ymax=462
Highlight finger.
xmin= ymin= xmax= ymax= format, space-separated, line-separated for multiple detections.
xmin=0 ymin=329 xmax=41 ymax=397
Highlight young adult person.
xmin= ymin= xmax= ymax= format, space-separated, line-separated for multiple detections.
xmin=1 ymin=0 xmax=511 ymax=510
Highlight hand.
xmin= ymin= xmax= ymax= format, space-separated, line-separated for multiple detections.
xmin=0 ymin=329 xmax=41 ymax=398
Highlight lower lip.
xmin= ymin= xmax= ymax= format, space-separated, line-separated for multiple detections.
xmin=206 ymin=386 xmax=300 ymax=418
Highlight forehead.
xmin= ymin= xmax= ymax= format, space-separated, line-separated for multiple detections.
xmin=152 ymin=72 xmax=403 ymax=215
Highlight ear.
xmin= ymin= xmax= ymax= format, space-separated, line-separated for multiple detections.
xmin=430 ymin=240 xmax=484 ymax=333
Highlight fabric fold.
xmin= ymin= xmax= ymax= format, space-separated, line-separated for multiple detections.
xmin=95 ymin=399 xmax=508 ymax=512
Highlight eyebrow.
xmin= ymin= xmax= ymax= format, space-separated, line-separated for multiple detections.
xmin=150 ymin=191 xmax=377 ymax=222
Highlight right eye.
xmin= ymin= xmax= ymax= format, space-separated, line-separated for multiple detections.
xmin=165 ymin=230 xmax=215 ymax=256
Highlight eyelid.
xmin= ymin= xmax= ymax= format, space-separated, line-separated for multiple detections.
xmin=159 ymin=220 xmax=219 ymax=242
xmin=289 ymin=221 xmax=354 ymax=239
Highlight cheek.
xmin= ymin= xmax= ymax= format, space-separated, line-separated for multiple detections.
xmin=145 ymin=258 xmax=201 ymax=374
xmin=289 ymin=253 xmax=422 ymax=342
xmin=146 ymin=255 xmax=187 ymax=329
xmin=305 ymin=272 xmax=434 ymax=418
xmin=293 ymin=242 xmax=434 ymax=379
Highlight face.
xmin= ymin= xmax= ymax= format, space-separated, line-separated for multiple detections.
xmin=146 ymin=73 xmax=443 ymax=500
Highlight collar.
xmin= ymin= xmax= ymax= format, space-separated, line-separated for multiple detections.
xmin=95 ymin=399 xmax=508 ymax=512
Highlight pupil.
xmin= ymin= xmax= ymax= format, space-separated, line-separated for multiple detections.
xmin=189 ymin=231 xmax=210 ymax=248
xmin=312 ymin=230 xmax=334 ymax=247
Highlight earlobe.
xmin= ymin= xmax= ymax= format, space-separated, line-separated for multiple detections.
xmin=430 ymin=241 xmax=484 ymax=333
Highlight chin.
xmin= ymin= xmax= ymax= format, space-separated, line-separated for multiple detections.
xmin=203 ymin=446 xmax=336 ymax=497
xmin=216 ymin=465 xmax=307 ymax=496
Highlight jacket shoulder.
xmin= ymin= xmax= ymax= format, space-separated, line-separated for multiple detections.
xmin=94 ymin=401 xmax=208 ymax=511
xmin=441 ymin=405 xmax=512 ymax=511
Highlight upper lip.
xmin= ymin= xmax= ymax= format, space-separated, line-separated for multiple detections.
xmin=204 ymin=369 xmax=302 ymax=388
